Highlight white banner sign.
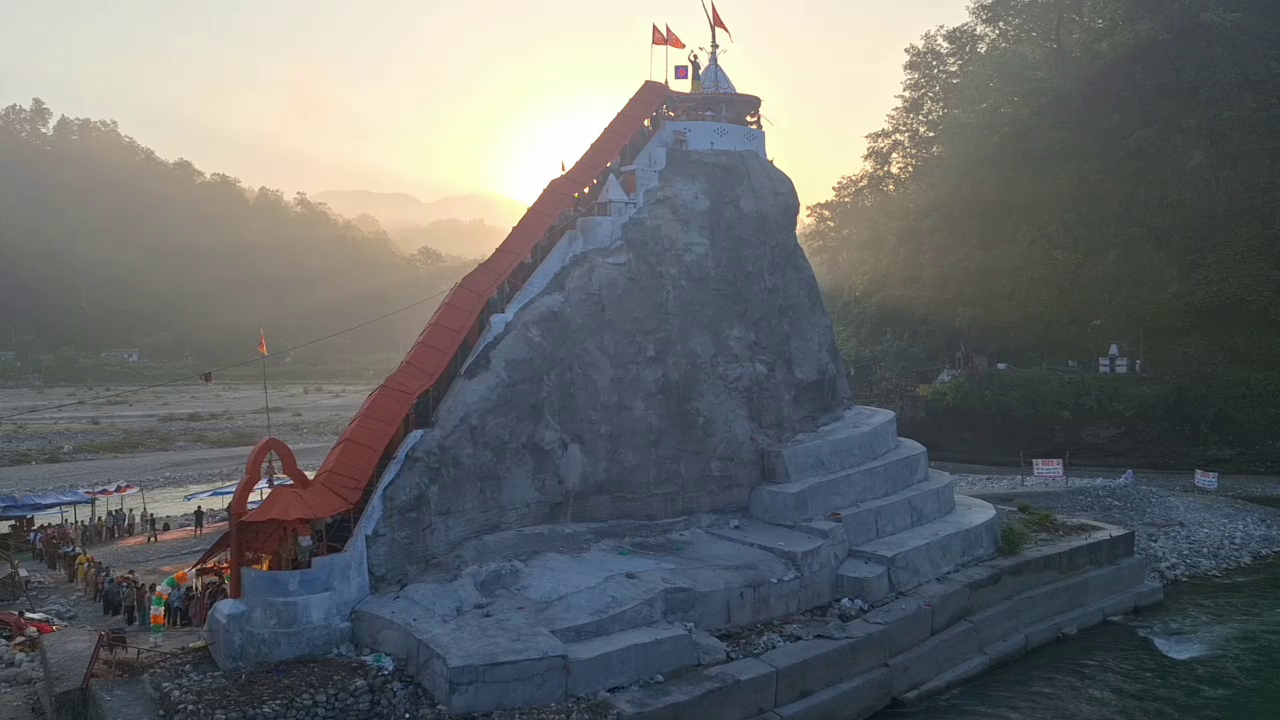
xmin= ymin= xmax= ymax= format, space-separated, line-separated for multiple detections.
xmin=1194 ymin=470 xmax=1219 ymax=491
xmin=1032 ymin=458 xmax=1065 ymax=479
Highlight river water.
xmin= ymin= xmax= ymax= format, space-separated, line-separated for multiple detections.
xmin=875 ymin=558 xmax=1280 ymax=720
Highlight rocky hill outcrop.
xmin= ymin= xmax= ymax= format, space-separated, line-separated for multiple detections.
xmin=367 ymin=151 xmax=850 ymax=584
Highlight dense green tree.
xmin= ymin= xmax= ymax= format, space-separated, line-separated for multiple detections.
xmin=808 ymin=0 xmax=1280 ymax=385
xmin=0 ymin=100 xmax=477 ymax=364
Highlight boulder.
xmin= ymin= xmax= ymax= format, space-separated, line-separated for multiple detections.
xmin=368 ymin=151 xmax=850 ymax=584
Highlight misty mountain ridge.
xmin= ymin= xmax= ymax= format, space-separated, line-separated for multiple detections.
xmin=314 ymin=189 xmax=524 ymax=232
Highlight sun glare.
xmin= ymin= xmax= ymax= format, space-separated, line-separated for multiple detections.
xmin=492 ymin=102 xmax=619 ymax=206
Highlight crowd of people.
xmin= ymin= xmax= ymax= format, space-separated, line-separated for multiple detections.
xmin=19 ymin=516 xmax=229 ymax=631
xmin=27 ymin=508 xmax=165 ymax=558
xmin=74 ymin=557 xmax=227 ymax=628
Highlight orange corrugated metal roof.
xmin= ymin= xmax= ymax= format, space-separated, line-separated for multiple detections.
xmin=243 ymin=81 xmax=669 ymax=524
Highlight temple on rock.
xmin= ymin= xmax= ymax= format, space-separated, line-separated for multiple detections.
xmin=199 ymin=19 xmax=1160 ymax=719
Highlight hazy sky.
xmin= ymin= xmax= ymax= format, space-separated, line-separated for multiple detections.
xmin=1 ymin=1 xmax=970 ymax=208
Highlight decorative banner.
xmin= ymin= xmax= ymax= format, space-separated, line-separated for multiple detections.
xmin=674 ymin=65 xmax=690 ymax=80
xmin=1032 ymin=458 xmax=1066 ymax=479
xmin=82 ymin=483 xmax=140 ymax=498
xmin=1194 ymin=469 xmax=1219 ymax=491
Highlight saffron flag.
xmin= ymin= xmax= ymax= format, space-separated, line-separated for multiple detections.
xmin=712 ymin=2 xmax=732 ymax=41
xmin=666 ymin=25 xmax=685 ymax=49
xmin=258 ymin=328 xmax=268 ymax=356
xmin=651 ymin=23 xmax=667 ymax=46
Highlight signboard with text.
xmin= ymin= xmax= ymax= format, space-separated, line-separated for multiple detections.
xmin=1032 ymin=458 xmax=1066 ymax=479
xmin=1194 ymin=469 xmax=1219 ymax=491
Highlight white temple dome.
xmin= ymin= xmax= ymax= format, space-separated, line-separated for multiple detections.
xmin=698 ymin=55 xmax=737 ymax=94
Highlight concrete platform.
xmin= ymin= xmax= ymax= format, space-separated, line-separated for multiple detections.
xmin=851 ymin=495 xmax=999 ymax=593
xmin=838 ymin=470 xmax=956 ymax=546
xmin=353 ymin=528 xmax=807 ymax=713
xmin=750 ymin=439 xmax=930 ymax=525
xmin=762 ymin=407 xmax=899 ymax=483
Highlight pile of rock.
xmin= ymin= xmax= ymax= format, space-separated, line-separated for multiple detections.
xmin=1022 ymin=484 xmax=1280 ymax=582
xmin=713 ymin=597 xmax=871 ymax=659
xmin=952 ymin=473 xmax=1133 ymax=493
xmin=148 ymin=653 xmax=620 ymax=720
xmin=0 ymin=637 xmax=42 ymax=688
xmin=39 ymin=602 xmax=78 ymax=622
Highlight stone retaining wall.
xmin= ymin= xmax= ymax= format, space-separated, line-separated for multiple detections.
xmin=609 ymin=526 xmax=1161 ymax=720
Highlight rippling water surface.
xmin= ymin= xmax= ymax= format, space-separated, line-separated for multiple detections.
xmin=873 ymin=559 xmax=1280 ymax=720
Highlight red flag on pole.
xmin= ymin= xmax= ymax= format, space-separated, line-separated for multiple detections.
xmin=666 ymin=25 xmax=686 ymax=49
xmin=712 ymin=2 xmax=732 ymax=41
xmin=651 ymin=23 xmax=667 ymax=46
xmin=258 ymin=327 xmax=268 ymax=356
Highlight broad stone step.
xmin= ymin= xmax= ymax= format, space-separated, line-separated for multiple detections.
xmin=708 ymin=521 xmax=837 ymax=573
xmin=763 ymin=406 xmax=899 ymax=482
xmin=750 ymin=439 xmax=929 ymax=525
xmin=838 ymin=470 xmax=956 ymax=547
xmin=852 ymin=496 xmax=999 ymax=594
xmin=566 ymin=624 xmax=698 ymax=697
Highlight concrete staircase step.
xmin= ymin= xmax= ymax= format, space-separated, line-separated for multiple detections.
xmin=836 ymin=558 xmax=891 ymax=605
xmin=565 ymin=624 xmax=698 ymax=697
xmin=707 ymin=521 xmax=834 ymax=573
xmin=763 ymin=406 xmax=899 ymax=483
xmin=851 ymin=496 xmax=999 ymax=594
xmin=838 ymin=470 xmax=956 ymax=547
xmin=749 ymin=439 xmax=929 ymax=525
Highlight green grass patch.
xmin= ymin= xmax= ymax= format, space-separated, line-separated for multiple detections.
xmin=999 ymin=522 xmax=1031 ymax=556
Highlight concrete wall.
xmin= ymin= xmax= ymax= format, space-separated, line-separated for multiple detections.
xmin=207 ymin=431 xmax=423 ymax=670
xmin=39 ymin=627 xmax=98 ymax=720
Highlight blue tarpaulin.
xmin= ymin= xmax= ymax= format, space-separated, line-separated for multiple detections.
xmin=0 ymin=490 xmax=95 ymax=519
xmin=183 ymin=476 xmax=297 ymax=502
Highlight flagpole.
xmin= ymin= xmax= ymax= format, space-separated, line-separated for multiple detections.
xmin=665 ymin=42 xmax=669 ymax=87
xmin=650 ymin=42 xmax=654 ymax=81
xmin=702 ymin=0 xmax=717 ymax=57
xmin=259 ymin=323 xmax=272 ymax=441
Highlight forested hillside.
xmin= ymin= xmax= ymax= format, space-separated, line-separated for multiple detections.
xmin=0 ymin=100 xmax=475 ymax=366
xmin=808 ymin=0 xmax=1280 ymax=469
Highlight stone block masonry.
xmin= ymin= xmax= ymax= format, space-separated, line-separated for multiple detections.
xmin=609 ymin=529 xmax=1163 ymax=720
xmin=611 ymin=658 xmax=777 ymax=720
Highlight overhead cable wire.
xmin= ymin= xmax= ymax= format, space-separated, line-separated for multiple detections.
xmin=0 ymin=287 xmax=451 ymax=421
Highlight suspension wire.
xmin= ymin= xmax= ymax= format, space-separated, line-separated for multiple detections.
xmin=0 ymin=288 xmax=451 ymax=421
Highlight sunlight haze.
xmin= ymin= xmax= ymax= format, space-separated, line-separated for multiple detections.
xmin=1 ymin=0 xmax=969 ymax=209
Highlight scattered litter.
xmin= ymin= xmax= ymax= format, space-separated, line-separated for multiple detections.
xmin=362 ymin=652 xmax=395 ymax=674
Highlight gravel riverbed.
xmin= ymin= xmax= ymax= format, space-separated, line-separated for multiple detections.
xmin=956 ymin=470 xmax=1280 ymax=584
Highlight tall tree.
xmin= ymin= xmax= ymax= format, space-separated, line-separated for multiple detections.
xmin=807 ymin=0 xmax=1280 ymax=385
